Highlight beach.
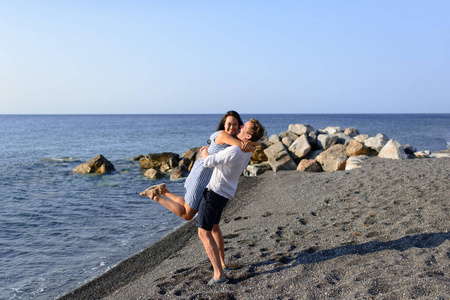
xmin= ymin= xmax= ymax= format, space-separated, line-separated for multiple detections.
xmin=61 ymin=154 xmax=450 ymax=299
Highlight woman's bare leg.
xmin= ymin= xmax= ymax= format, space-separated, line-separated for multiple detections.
xmin=162 ymin=191 xmax=187 ymax=206
xmin=212 ymin=224 xmax=225 ymax=268
xmin=151 ymin=194 xmax=197 ymax=220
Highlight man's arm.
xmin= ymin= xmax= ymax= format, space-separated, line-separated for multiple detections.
xmin=202 ymin=146 xmax=238 ymax=168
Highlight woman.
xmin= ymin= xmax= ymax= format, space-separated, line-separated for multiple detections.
xmin=140 ymin=111 xmax=254 ymax=221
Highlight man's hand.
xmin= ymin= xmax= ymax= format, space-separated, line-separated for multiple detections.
xmin=201 ymin=145 xmax=210 ymax=160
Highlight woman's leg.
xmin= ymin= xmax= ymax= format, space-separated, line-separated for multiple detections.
xmin=148 ymin=193 xmax=197 ymax=220
xmin=212 ymin=224 xmax=225 ymax=268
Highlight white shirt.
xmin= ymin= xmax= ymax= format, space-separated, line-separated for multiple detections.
xmin=203 ymin=146 xmax=252 ymax=200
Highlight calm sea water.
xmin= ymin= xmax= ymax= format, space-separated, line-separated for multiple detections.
xmin=0 ymin=114 xmax=448 ymax=299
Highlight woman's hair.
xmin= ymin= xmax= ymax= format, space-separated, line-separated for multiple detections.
xmin=216 ymin=110 xmax=244 ymax=131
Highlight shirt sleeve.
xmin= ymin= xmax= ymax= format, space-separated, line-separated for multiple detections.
xmin=203 ymin=146 xmax=238 ymax=168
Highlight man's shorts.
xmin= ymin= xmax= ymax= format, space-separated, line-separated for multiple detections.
xmin=197 ymin=189 xmax=229 ymax=231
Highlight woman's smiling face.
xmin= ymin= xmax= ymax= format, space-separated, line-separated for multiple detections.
xmin=224 ymin=116 xmax=240 ymax=135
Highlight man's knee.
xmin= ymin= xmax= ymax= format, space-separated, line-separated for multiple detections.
xmin=198 ymin=227 xmax=211 ymax=241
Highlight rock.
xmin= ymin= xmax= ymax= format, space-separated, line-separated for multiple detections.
xmin=178 ymin=158 xmax=192 ymax=171
xmin=288 ymin=124 xmax=314 ymax=136
xmin=269 ymin=135 xmax=280 ymax=145
xmin=344 ymin=127 xmax=359 ymax=137
xmin=345 ymin=155 xmax=369 ymax=170
xmin=364 ymin=133 xmax=389 ymax=152
xmin=354 ymin=134 xmax=370 ymax=143
xmin=288 ymin=134 xmax=311 ymax=160
xmin=143 ymin=168 xmax=165 ymax=179
xmin=332 ymin=132 xmax=352 ymax=146
xmin=182 ymin=147 xmax=200 ymax=162
xmin=297 ymin=159 xmax=322 ymax=172
xmin=279 ymin=131 xmax=299 ymax=141
xmin=305 ymin=149 xmax=323 ymax=160
xmin=378 ymin=139 xmax=408 ymax=160
xmin=308 ymin=131 xmax=317 ymax=146
xmin=316 ymin=144 xmax=347 ymax=172
xmin=244 ymin=162 xmax=271 ymax=177
xmin=346 ymin=139 xmax=371 ymax=157
xmin=281 ymin=136 xmax=293 ymax=147
xmin=250 ymin=144 xmax=268 ymax=164
xmin=320 ymin=126 xmax=342 ymax=134
xmin=414 ymin=150 xmax=430 ymax=158
xmin=263 ymin=141 xmax=297 ymax=172
xmin=170 ymin=165 xmax=189 ymax=180
xmin=139 ymin=152 xmax=180 ymax=172
xmin=131 ymin=155 xmax=144 ymax=161
xmin=316 ymin=134 xmax=339 ymax=150
xmin=403 ymin=144 xmax=417 ymax=155
xmin=73 ymin=154 xmax=115 ymax=174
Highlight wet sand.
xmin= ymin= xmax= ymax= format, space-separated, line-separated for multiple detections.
xmin=61 ymin=155 xmax=450 ymax=299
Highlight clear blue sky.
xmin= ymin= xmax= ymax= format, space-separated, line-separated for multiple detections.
xmin=1 ymin=1 xmax=449 ymax=114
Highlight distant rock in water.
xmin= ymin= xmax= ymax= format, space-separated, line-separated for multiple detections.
xmin=73 ymin=155 xmax=115 ymax=174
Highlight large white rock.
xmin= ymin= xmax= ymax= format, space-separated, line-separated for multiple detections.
xmin=288 ymin=134 xmax=311 ymax=160
xmin=316 ymin=144 xmax=347 ymax=172
xmin=364 ymin=133 xmax=389 ymax=152
xmin=288 ymin=124 xmax=314 ymax=136
xmin=378 ymin=139 xmax=408 ymax=160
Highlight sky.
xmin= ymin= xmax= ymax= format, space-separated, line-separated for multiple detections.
xmin=1 ymin=1 xmax=449 ymax=114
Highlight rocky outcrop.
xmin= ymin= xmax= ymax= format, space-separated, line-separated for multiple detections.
xmin=73 ymin=154 xmax=115 ymax=174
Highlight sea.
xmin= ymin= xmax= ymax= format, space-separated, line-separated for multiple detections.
xmin=0 ymin=114 xmax=449 ymax=300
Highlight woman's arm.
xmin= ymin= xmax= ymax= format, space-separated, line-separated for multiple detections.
xmin=215 ymin=131 xmax=256 ymax=152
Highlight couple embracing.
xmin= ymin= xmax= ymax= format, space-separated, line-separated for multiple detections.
xmin=141 ymin=111 xmax=265 ymax=285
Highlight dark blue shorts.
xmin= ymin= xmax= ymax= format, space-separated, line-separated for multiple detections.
xmin=197 ymin=189 xmax=229 ymax=231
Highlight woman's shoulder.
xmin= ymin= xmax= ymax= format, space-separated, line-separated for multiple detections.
xmin=209 ymin=130 xmax=223 ymax=140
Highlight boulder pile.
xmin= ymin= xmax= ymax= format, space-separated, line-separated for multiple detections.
xmin=244 ymin=124 xmax=448 ymax=176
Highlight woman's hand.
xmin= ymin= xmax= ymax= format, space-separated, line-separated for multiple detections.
xmin=240 ymin=140 xmax=255 ymax=153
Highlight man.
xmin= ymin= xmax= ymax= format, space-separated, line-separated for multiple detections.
xmin=197 ymin=118 xmax=265 ymax=285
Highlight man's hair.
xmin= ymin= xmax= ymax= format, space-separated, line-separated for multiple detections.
xmin=246 ymin=118 xmax=265 ymax=142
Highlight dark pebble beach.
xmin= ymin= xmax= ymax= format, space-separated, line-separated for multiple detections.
xmin=60 ymin=154 xmax=450 ymax=299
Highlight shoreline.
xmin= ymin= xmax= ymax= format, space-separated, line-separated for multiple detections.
xmin=60 ymin=155 xmax=450 ymax=299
